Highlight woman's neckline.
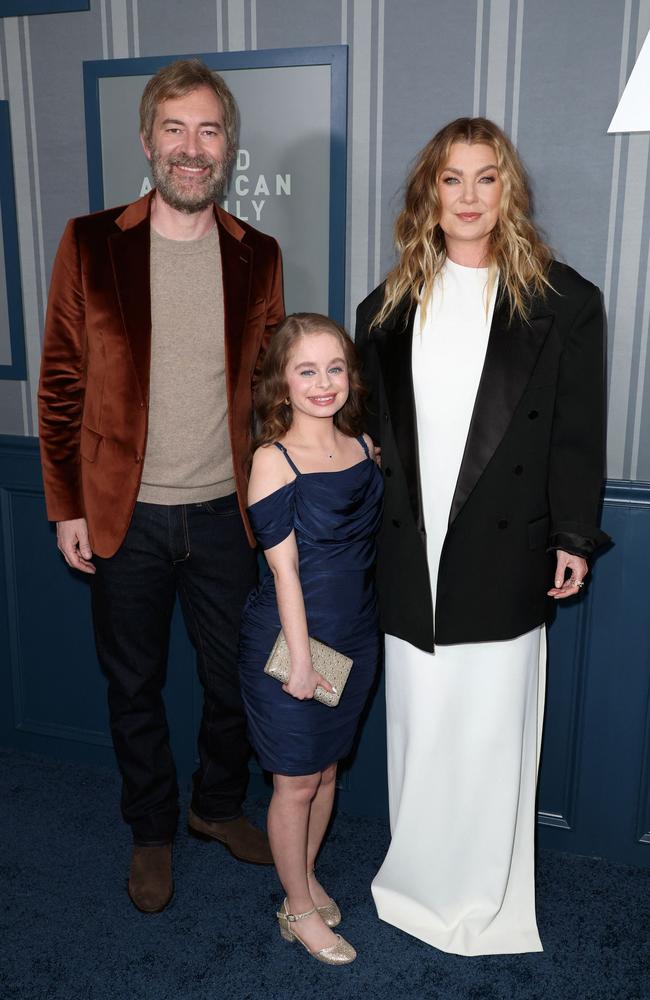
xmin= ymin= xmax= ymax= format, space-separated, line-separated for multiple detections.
xmin=445 ymin=256 xmax=489 ymax=274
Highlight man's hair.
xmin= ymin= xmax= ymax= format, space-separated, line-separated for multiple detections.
xmin=139 ymin=58 xmax=239 ymax=163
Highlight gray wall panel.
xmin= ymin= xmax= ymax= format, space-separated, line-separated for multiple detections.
xmin=0 ymin=382 xmax=26 ymax=435
xmin=638 ymin=337 xmax=650 ymax=474
xmin=137 ymin=1 xmax=218 ymax=57
xmin=1 ymin=0 xmax=649 ymax=480
xmin=379 ymin=0 xmax=477 ymax=278
xmin=256 ymin=0 xmax=340 ymax=49
xmin=28 ymin=8 xmax=102 ymax=276
xmin=516 ymin=0 xmax=622 ymax=287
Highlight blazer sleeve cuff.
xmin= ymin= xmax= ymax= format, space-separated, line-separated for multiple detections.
xmin=547 ymin=523 xmax=611 ymax=558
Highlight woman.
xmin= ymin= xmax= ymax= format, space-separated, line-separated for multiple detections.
xmin=355 ymin=118 xmax=608 ymax=956
xmin=239 ymin=313 xmax=383 ymax=965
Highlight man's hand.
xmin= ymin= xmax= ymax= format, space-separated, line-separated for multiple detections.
xmin=56 ymin=518 xmax=96 ymax=575
xmin=547 ymin=549 xmax=587 ymax=599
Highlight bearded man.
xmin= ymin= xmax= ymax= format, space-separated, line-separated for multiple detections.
xmin=38 ymin=59 xmax=284 ymax=912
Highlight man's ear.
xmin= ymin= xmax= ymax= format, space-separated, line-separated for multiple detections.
xmin=140 ymin=133 xmax=152 ymax=161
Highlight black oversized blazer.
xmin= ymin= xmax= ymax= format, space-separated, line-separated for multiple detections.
xmin=355 ymin=261 xmax=609 ymax=652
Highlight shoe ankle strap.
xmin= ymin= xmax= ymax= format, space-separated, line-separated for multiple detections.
xmin=280 ymin=899 xmax=317 ymax=922
xmin=286 ymin=907 xmax=316 ymax=922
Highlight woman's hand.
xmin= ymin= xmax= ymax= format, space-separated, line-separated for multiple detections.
xmin=547 ymin=550 xmax=588 ymax=599
xmin=282 ymin=660 xmax=335 ymax=701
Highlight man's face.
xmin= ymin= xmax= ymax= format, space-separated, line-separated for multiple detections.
xmin=141 ymin=85 xmax=230 ymax=214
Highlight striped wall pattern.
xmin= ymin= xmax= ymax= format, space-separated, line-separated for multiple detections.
xmin=1 ymin=0 xmax=650 ymax=479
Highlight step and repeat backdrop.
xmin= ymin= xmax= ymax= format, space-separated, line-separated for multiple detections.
xmin=1 ymin=2 xmax=650 ymax=868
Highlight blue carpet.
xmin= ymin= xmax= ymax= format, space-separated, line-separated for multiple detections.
xmin=1 ymin=747 xmax=648 ymax=1000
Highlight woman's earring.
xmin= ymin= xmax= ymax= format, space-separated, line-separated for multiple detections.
xmin=284 ymin=397 xmax=291 ymax=406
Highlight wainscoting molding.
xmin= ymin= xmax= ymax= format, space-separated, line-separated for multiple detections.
xmin=538 ymin=480 xmax=650 ymax=866
xmin=1 ymin=436 xmax=648 ymax=866
xmin=537 ymin=597 xmax=589 ymax=832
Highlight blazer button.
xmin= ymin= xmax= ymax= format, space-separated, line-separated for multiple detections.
xmin=528 ymin=409 xmax=539 ymax=420
xmin=514 ymin=464 xmax=524 ymax=476
xmin=384 ymin=467 xmax=392 ymax=478
xmin=384 ymin=413 xmax=389 ymax=422
xmin=498 ymin=518 xmax=508 ymax=529
xmin=135 ymin=454 xmax=142 ymax=463
xmin=392 ymin=518 xmax=401 ymax=528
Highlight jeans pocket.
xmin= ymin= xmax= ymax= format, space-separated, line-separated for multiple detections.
xmin=196 ymin=493 xmax=239 ymax=517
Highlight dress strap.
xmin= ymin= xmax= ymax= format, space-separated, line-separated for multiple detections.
xmin=274 ymin=441 xmax=301 ymax=475
xmin=357 ymin=434 xmax=371 ymax=459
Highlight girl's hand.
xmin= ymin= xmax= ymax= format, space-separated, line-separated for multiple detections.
xmin=282 ymin=664 xmax=335 ymax=701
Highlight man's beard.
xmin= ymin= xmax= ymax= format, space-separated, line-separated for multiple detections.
xmin=150 ymin=148 xmax=228 ymax=214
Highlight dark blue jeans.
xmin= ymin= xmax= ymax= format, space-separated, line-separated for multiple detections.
xmin=91 ymin=493 xmax=257 ymax=844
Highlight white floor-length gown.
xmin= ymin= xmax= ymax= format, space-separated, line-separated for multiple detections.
xmin=371 ymin=259 xmax=545 ymax=956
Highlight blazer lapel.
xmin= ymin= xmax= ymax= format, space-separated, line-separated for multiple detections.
xmin=373 ymin=299 xmax=425 ymax=531
xmin=217 ymin=213 xmax=252 ymax=394
xmin=449 ymin=299 xmax=553 ymax=524
xmin=108 ymin=215 xmax=152 ymax=402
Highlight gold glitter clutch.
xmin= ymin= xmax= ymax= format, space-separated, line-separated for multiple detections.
xmin=264 ymin=630 xmax=353 ymax=708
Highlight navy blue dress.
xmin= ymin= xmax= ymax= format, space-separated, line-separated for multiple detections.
xmin=239 ymin=436 xmax=384 ymax=775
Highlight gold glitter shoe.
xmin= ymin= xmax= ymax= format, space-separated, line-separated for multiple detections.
xmin=307 ymin=869 xmax=342 ymax=928
xmin=276 ymin=899 xmax=356 ymax=965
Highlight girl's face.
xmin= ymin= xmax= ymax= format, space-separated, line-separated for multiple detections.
xmin=284 ymin=332 xmax=350 ymax=421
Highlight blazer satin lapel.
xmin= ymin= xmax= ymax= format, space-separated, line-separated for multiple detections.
xmin=449 ymin=301 xmax=553 ymax=524
xmin=374 ymin=300 xmax=424 ymax=530
xmin=218 ymin=220 xmax=252 ymax=392
xmin=108 ymin=219 xmax=151 ymax=401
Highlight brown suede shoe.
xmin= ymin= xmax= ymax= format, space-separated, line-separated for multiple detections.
xmin=187 ymin=808 xmax=273 ymax=864
xmin=128 ymin=844 xmax=174 ymax=913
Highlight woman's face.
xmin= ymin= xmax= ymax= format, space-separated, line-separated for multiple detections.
xmin=284 ymin=332 xmax=350 ymax=421
xmin=436 ymin=141 xmax=502 ymax=263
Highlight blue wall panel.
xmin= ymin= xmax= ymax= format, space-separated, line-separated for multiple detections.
xmin=537 ymin=489 xmax=650 ymax=866
xmin=0 ymin=102 xmax=27 ymax=381
xmin=1 ymin=436 xmax=648 ymax=865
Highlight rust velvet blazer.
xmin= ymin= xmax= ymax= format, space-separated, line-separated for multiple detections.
xmin=38 ymin=192 xmax=284 ymax=557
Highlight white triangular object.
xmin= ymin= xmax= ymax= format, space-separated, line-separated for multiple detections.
xmin=609 ymin=30 xmax=650 ymax=133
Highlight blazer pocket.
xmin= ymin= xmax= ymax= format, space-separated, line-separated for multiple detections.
xmin=247 ymin=298 xmax=267 ymax=321
xmin=528 ymin=513 xmax=550 ymax=550
xmin=80 ymin=425 xmax=102 ymax=463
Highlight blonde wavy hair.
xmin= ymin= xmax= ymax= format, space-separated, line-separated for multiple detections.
xmin=374 ymin=117 xmax=553 ymax=328
xmin=254 ymin=313 xmax=366 ymax=448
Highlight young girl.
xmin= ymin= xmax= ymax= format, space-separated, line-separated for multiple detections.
xmin=238 ymin=313 xmax=383 ymax=965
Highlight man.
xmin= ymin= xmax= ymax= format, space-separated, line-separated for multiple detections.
xmin=38 ymin=59 xmax=284 ymax=913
